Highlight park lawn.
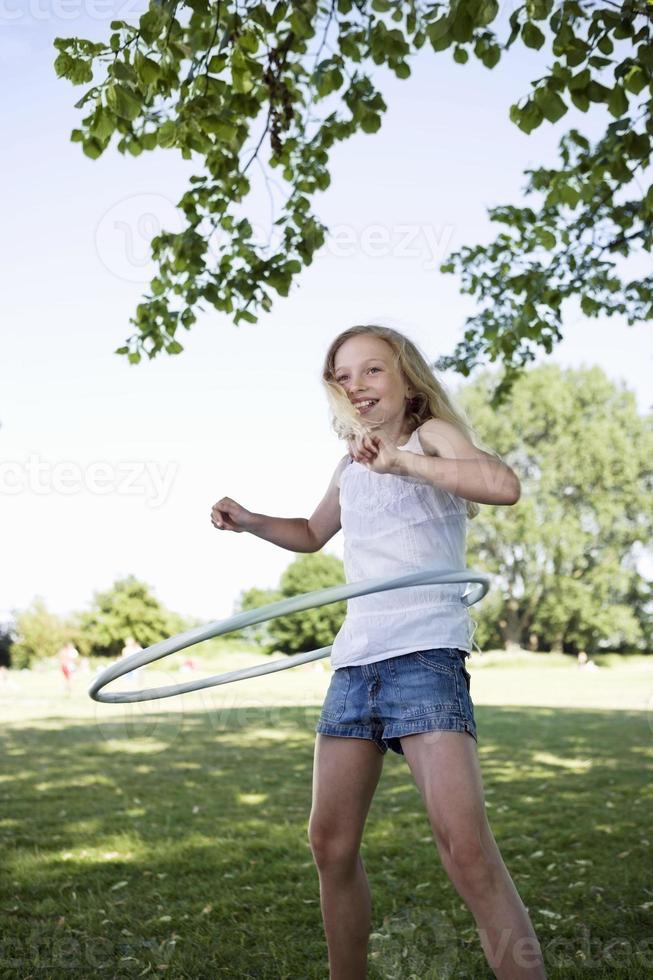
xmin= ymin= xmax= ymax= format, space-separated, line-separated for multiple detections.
xmin=1 ymin=649 xmax=651 ymax=979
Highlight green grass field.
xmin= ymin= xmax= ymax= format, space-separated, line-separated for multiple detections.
xmin=1 ymin=646 xmax=652 ymax=978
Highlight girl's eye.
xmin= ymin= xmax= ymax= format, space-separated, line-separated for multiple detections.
xmin=336 ymin=367 xmax=380 ymax=383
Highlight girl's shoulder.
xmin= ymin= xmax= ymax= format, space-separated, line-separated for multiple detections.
xmin=412 ymin=419 xmax=442 ymax=457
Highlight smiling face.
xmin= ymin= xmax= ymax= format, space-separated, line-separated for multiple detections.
xmin=333 ymin=334 xmax=413 ymax=431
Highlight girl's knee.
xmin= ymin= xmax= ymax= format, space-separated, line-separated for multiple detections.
xmin=444 ymin=841 xmax=505 ymax=895
xmin=308 ymin=824 xmax=360 ymax=873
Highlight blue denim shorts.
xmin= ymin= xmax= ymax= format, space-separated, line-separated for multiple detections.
xmin=315 ymin=647 xmax=477 ymax=756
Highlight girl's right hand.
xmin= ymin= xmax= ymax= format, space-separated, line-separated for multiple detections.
xmin=210 ymin=497 xmax=256 ymax=533
xmin=348 ymin=430 xmax=379 ymax=464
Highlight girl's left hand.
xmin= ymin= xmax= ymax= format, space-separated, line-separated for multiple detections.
xmin=348 ymin=429 xmax=404 ymax=476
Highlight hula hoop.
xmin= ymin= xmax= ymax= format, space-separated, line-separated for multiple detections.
xmin=89 ymin=566 xmax=490 ymax=705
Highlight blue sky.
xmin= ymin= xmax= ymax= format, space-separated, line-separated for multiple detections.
xmin=1 ymin=3 xmax=651 ymax=627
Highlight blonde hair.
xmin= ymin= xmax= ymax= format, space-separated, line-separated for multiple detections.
xmin=321 ymin=324 xmax=499 ymax=520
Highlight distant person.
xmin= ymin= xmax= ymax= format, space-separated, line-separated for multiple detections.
xmin=0 ymin=665 xmax=19 ymax=691
xmin=58 ymin=642 xmax=79 ymax=694
xmin=577 ymin=650 xmax=599 ymax=671
xmin=120 ymin=636 xmax=143 ymax=688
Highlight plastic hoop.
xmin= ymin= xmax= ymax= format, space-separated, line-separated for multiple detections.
xmin=89 ymin=566 xmax=490 ymax=704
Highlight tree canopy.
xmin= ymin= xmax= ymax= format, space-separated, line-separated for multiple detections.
xmin=8 ymin=598 xmax=69 ymax=670
xmin=460 ymin=362 xmax=653 ymax=653
xmin=54 ymin=1 xmax=653 ymax=404
xmin=235 ymin=552 xmax=347 ymax=654
xmin=73 ymin=575 xmax=188 ymax=659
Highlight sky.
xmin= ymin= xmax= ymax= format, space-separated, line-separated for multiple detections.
xmin=1 ymin=3 xmax=651 ymax=629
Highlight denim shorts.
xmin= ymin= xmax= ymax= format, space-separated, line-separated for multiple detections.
xmin=315 ymin=647 xmax=477 ymax=756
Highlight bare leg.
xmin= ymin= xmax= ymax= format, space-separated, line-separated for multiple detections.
xmin=401 ymin=731 xmax=547 ymax=979
xmin=308 ymin=734 xmax=384 ymax=980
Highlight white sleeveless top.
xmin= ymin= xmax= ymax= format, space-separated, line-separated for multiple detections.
xmin=329 ymin=426 xmax=474 ymax=670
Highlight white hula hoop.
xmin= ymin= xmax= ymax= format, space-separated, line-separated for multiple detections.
xmin=89 ymin=566 xmax=490 ymax=704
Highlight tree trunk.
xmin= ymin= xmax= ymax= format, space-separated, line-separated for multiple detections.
xmin=502 ymin=598 xmax=523 ymax=651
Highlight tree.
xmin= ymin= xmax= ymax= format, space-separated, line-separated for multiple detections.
xmin=9 ymin=598 xmax=69 ymax=670
xmin=0 ymin=622 xmax=16 ymax=669
xmin=459 ymin=363 xmax=653 ymax=654
xmin=73 ymin=575 xmax=188 ymax=658
xmin=231 ymin=583 xmax=283 ymax=647
xmin=54 ymin=1 xmax=652 ymax=396
xmin=234 ymin=552 xmax=347 ymax=654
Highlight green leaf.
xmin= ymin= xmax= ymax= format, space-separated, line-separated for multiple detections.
xmin=112 ymin=60 xmax=138 ymax=84
xmin=235 ymin=309 xmax=258 ymax=324
xmin=536 ymin=227 xmax=556 ymax=249
xmin=231 ymin=66 xmax=254 ymax=95
xmin=141 ymin=132 xmax=158 ymax=150
xmin=208 ymin=54 xmax=228 ymax=73
xmin=453 ymin=45 xmax=469 ymax=64
xmin=597 ymin=35 xmax=614 ymax=55
xmin=483 ymin=46 xmax=501 ymax=68
xmin=637 ymin=44 xmax=653 ymax=70
xmin=560 ymin=185 xmax=581 ymax=208
xmin=607 ymin=84 xmax=628 ymax=119
xmin=534 ymin=87 xmax=568 ymax=124
xmin=510 ymin=100 xmax=544 ymax=134
xmin=477 ymin=0 xmax=499 ymax=27
xmin=580 ymin=295 xmax=600 ymax=316
xmin=112 ymin=84 xmax=142 ymax=121
xmin=569 ymin=90 xmax=589 ymax=112
xmin=272 ymin=2 xmax=289 ymax=24
xmin=89 ymin=107 xmax=114 ymax=141
xmin=568 ymin=67 xmax=590 ymax=92
xmin=54 ymin=52 xmax=73 ymax=78
xmin=623 ymin=65 xmax=646 ymax=96
xmin=157 ymin=120 xmax=177 ymax=147
xmin=522 ymin=22 xmax=545 ymax=49
xmin=450 ymin=10 xmax=474 ymax=44
xmin=135 ymin=52 xmax=161 ymax=86
xmin=199 ymin=117 xmax=237 ymax=141
xmin=82 ymin=138 xmax=103 ymax=160
xmin=644 ymin=184 xmax=653 ymax=215
xmin=526 ymin=0 xmax=553 ymax=20
xmin=139 ymin=7 xmax=165 ymax=46
xmin=426 ymin=17 xmax=451 ymax=46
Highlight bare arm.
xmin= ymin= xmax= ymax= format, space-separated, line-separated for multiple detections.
xmin=248 ymin=514 xmax=316 ymax=553
xmin=305 ymin=454 xmax=349 ymax=551
xmin=227 ymin=454 xmax=349 ymax=553
xmin=396 ymin=419 xmax=521 ymax=505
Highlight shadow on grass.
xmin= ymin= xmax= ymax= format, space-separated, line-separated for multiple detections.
xmin=1 ymin=704 xmax=652 ymax=979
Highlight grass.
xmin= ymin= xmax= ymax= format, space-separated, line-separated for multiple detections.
xmin=1 ymin=646 xmax=652 ymax=978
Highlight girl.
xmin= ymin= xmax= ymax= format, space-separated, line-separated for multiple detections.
xmin=211 ymin=325 xmax=547 ymax=979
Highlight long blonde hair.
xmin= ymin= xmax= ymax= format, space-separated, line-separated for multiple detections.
xmin=321 ymin=324 xmax=499 ymax=520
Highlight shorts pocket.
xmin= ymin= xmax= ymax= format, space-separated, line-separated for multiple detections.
xmin=398 ymin=649 xmax=460 ymax=719
xmin=320 ymin=667 xmax=351 ymax=723
xmin=414 ymin=648 xmax=457 ymax=676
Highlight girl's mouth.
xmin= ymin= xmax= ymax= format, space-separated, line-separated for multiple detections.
xmin=355 ymin=400 xmax=378 ymax=415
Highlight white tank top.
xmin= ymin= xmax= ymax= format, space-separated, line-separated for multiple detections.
xmin=330 ymin=425 xmax=475 ymax=669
